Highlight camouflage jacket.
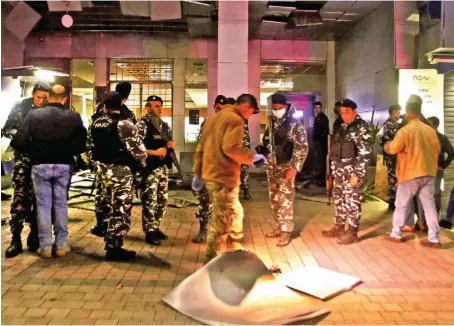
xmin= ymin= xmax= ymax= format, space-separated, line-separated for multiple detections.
xmin=136 ymin=113 xmax=173 ymax=143
xmin=262 ymin=105 xmax=309 ymax=172
xmin=2 ymin=98 xmax=35 ymax=140
xmin=196 ymin=120 xmax=206 ymax=142
xmin=332 ymin=115 xmax=372 ymax=181
xmin=381 ymin=118 xmax=399 ymax=160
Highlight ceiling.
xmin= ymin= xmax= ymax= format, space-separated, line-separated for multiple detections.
xmin=6 ymin=1 xmax=382 ymax=41
xmin=261 ymin=61 xmax=326 ymax=79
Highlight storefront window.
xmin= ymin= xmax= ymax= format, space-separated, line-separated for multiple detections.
xmin=109 ymin=58 xmax=173 ymax=123
xmin=71 ymin=59 xmax=95 ymax=127
xmin=184 ymin=59 xmax=208 ymax=144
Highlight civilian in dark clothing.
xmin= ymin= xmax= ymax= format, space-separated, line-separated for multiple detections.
xmin=332 ymin=101 xmax=343 ymax=136
xmin=91 ymin=82 xmax=136 ymax=124
xmin=12 ymin=85 xmax=87 ymax=258
xmin=313 ymin=101 xmax=330 ymax=181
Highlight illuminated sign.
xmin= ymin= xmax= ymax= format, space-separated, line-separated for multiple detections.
xmin=260 ymin=80 xmax=294 ymax=89
xmin=398 ymin=69 xmax=444 ymax=133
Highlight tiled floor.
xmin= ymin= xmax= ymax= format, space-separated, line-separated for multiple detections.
xmin=2 ymin=178 xmax=454 ymax=325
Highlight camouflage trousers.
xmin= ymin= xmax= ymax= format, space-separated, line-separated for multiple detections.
xmin=267 ymin=166 xmax=296 ymax=232
xmin=205 ymin=181 xmax=244 ymax=258
xmin=9 ymin=151 xmax=36 ymax=234
xmin=97 ymin=163 xmax=134 ymax=249
xmin=94 ymin=162 xmax=111 ymax=227
xmin=332 ymin=163 xmax=363 ymax=228
xmin=141 ymin=166 xmax=168 ymax=233
xmin=384 ymin=155 xmax=397 ymax=206
xmin=193 ymin=185 xmax=212 ymax=225
xmin=240 ymin=164 xmax=250 ymax=190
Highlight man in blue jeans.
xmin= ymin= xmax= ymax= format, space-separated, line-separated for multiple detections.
xmin=383 ymin=101 xmax=441 ymax=248
xmin=12 ymin=85 xmax=87 ymax=258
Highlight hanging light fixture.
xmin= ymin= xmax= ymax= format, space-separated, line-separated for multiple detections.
xmin=62 ymin=13 xmax=73 ymax=28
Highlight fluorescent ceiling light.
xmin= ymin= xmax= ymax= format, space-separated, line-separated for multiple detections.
xmin=183 ymin=0 xmax=211 ymax=6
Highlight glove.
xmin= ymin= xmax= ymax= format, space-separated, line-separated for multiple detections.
xmin=192 ymin=175 xmax=204 ymax=191
xmin=253 ymin=154 xmax=267 ymax=167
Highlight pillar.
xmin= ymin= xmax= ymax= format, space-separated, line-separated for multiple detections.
xmin=217 ymin=1 xmax=249 ymax=97
xmin=173 ymin=58 xmax=186 ymax=161
xmin=248 ymin=40 xmax=261 ymax=152
xmin=326 ymin=41 xmax=336 ymax=134
xmin=94 ymin=57 xmax=108 ymax=103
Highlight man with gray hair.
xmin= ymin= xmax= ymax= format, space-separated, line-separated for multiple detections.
xmin=384 ymin=101 xmax=441 ymax=248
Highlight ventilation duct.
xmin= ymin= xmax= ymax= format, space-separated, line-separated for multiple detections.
xmin=292 ymin=11 xmax=323 ymax=27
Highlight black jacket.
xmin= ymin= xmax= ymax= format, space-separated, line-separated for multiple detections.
xmin=11 ymin=103 xmax=87 ymax=165
xmin=313 ymin=112 xmax=329 ymax=149
xmin=436 ymin=131 xmax=454 ymax=169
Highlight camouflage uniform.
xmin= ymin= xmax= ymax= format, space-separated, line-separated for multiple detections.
xmin=240 ymin=121 xmax=251 ymax=195
xmin=330 ymin=116 xmax=372 ymax=229
xmin=87 ymin=103 xmax=137 ymax=236
xmin=262 ymin=106 xmax=309 ymax=234
xmin=381 ymin=118 xmax=399 ymax=207
xmin=1 ymin=98 xmax=38 ymax=250
xmin=91 ymin=113 xmax=147 ymax=250
xmin=136 ymin=114 xmax=172 ymax=239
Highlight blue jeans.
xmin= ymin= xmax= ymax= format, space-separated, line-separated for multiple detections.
xmin=31 ymin=164 xmax=72 ymax=251
xmin=391 ymin=176 xmax=440 ymax=243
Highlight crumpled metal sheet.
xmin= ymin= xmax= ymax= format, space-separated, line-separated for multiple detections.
xmin=162 ymin=250 xmax=330 ymax=325
xmin=282 ymin=266 xmax=362 ymax=301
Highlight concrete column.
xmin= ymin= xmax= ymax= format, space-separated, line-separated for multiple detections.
xmin=94 ymin=57 xmax=108 ymax=103
xmin=248 ymin=40 xmax=261 ymax=151
xmin=217 ymin=1 xmax=248 ymax=97
xmin=326 ymin=41 xmax=336 ymax=134
xmin=394 ymin=1 xmax=418 ymax=69
xmin=173 ymin=58 xmax=186 ymax=161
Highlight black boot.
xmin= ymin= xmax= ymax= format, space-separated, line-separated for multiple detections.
xmin=155 ymin=229 xmax=168 ymax=240
xmin=145 ymin=230 xmax=162 ymax=246
xmin=27 ymin=223 xmax=39 ymax=252
xmin=90 ymin=222 xmax=107 ymax=238
xmin=5 ymin=229 xmax=23 ymax=258
xmin=1 ymin=192 xmax=12 ymax=201
xmin=243 ymin=189 xmax=252 ymax=201
xmin=192 ymin=219 xmax=207 ymax=244
xmin=105 ymin=247 xmax=136 ymax=262
xmin=440 ymin=219 xmax=452 ymax=230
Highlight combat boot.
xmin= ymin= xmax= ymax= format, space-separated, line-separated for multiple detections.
xmin=321 ymin=224 xmax=345 ymax=238
xmin=265 ymin=227 xmax=282 ymax=238
xmin=145 ymin=230 xmax=162 ymax=246
xmin=192 ymin=219 xmax=207 ymax=244
xmin=243 ymin=189 xmax=252 ymax=201
xmin=105 ymin=247 xmax=136 ymax=262
xmin=276 ymin=232 xmax=291 ymax=247
xmin=5 ymin=230 xmax=23 ymax=258
xmin=337 ymin=225 xmax=359 ymax=245
xmin=90 ymin=222 xmax=107 ymax=238
xmin=155 ymin=229 xmax=168 ymax=240
xmin=27 ymin=223 xmax=39 ymax=252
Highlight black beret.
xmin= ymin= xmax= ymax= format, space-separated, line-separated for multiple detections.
xmin=215 ymin=95 xmax=227 ymax=105
xmin=226 ymin=97 xmax=236 ymax=105
xmin=147 ymin=95 xmax=163 ymax=104
xmin=341 ymin=99 xmax=358 ymax=110
xmin=271 ymin=93 xmax=287 ymax=105
xmin=115 ymin=82 xmax=132 ymax=99
xmin=33 ymin=81 xmax=51 ymax=93
xmin=103 ymin=91 xmax=122 ymax=110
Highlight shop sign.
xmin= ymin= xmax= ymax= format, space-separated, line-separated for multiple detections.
xmin=399 ymin=69 xmax=444 ymax=132
xmin=260 ymin=81 xmax=294 ymax=89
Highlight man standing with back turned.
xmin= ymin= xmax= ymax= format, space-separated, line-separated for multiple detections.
xmin=192 ymin=94 xmax=262 ymax=263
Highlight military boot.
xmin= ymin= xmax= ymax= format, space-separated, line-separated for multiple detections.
xmin=276 ymin=232 xmax=291 ymax=247
xmin=27 ymin=223 xmax=39 ymax=252
xmin=90 ymin=222 xmax=107 ymax=238
xmin=5 ymin=229 xmax=23 ymax=258
xmin=337 ymin=225 xmax=359 ymax=245
xmin=145 ymin=230 xmax=162 ymax=246
xmin=243 ymin=189 xmax=252 ymax=201
xmin=192 ymin=219 xmax=207 ymax=244
xmin=321 ymin=224 xmax=345 ymax=238
xmin=105 ymin=247 xmax=136 ymax=262
xmin=265 ymin=227 xmax=282 ymax=238
xmin=155 ymin=229 xmax=168 ymax=240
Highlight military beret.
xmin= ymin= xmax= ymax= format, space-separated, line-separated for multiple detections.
xmin=214 ymin=95 xmax=227 ymax=105
xmin=103 ymin=91 xmax=122 ymax=110
xmin=271 ymin=93 xmax=287 ymax=105
xmin=341 ymin=99 xmax=358 ymax=110
xmin=33 ymin=81 xmax=51 ymax=93
xmin=115 ymin=82 xmax=132 ymax=99
xmin=147 ymin=95 xmax=163 ymax=104
xmin=226 ymin=97 xmax=236 ymax=105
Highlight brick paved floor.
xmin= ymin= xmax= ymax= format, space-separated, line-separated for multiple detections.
xmin=2 ymin=178 xmax=454 ymax=325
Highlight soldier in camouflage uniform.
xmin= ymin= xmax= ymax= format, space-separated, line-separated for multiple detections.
xmin=322 ymin=99 xmax=372 ymax=245
xmin=191 ymin=95 xmax=227 ymax=243
xmin=2 ymin=81 xmax=50 ymax=258
xmin=257 ymin=93 xmax=309 ymax=247
xmin=88 ymin=82 xmax=136 ymax=237
xmin=91 ymin=92 xmax=147 ymax=261
xmin=240 ymin=121 xmax=252 ymax=200
xmin=136 ymin=95 xmax=174 ymax=246
xmin=380 ymin=104 xmax=401 ymax=210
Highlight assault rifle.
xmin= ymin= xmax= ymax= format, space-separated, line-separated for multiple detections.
xmin=147 ymin=113 xmax=186 ymax=183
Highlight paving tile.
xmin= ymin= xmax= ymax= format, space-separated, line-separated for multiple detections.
xmin=23 ymin=308 xmax=49 ymax=318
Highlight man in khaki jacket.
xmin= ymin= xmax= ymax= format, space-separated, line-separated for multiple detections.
xmin=384 ymin=101 xmax=441 ymax=248
xmin=193 ymin=94 xmax=261 ymax=262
